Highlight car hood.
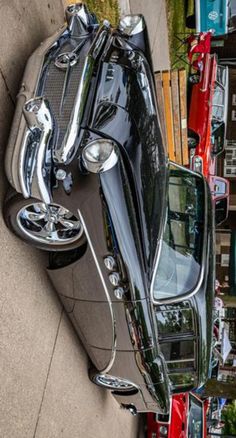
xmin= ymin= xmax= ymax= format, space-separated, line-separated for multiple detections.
xmin=89 ymin=33 xmax=167 ymax=275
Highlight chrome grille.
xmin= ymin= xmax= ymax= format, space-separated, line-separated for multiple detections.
xmin=36 ymin=36 xmax=92 ymax=147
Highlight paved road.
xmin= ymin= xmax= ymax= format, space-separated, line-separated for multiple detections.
xmin=130 ymin=0 xmax=170 ymax=70
xmin=0 ymin=1 xmax=169 ymax=437
xmin=119 ymin=0 xmax=170 ymax=70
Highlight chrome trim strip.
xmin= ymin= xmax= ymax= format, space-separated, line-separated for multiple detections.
xmin=18 ymin=130 xmax=31 ymax=198
xmin=77 ymin=210 xmax=117 ymax=374
xmin=195 ymin=1 xmax=201 ymax=32
xmin=54 ymin=26 xmax=108 ymax=164
xmin=226 ymin=1 xmax=229 ymax=33
xmin=223 ymin=66 xmax=229 ymax=127
xmin=151 ymin=161 xmax=209 ymax=305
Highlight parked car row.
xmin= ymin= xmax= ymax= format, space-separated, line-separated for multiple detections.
xmin=3 ymin=1 xmax=216 ymax=422
xmin=187 ymin=31 xmax=230 ymax=227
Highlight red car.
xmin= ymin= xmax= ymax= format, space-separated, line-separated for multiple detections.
xmin=147 ymin=392 xmax=208 ymax=438
xmin=187 ymin=34 xmax=228 ymax=179
xmin=187 ymin=34 xmax=230 ymax=225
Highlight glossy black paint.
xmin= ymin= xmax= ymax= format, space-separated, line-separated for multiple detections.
xmin=48 ymin=21 xmax=214 ymax=411
xmin=47 ymin=20 xmax=171 ymax=413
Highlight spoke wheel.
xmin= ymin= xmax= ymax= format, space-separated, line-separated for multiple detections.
xmin=4 ymin=193 xmax=85 ymax=251
xmin=16 ymin=202 xmax=82 ymax=245
xmin=92 ymin=374 xmax=136 ymax=391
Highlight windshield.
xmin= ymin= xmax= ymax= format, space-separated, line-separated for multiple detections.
xmin=188 ymin=394 xmax=203 ymax=438
xmin=152 ymin=164 xmax=205 ymax=301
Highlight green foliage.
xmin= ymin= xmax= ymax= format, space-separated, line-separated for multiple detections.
xmin=222 ymin=401 xmax=236 ymax=434
xmin=85 ymin=0 xmax=120 ymax=27
xmin=166 ymin=0 xmax=194 ymax=70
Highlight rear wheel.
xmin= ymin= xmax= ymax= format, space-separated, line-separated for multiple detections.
xmin=4 ymin=192 xmax=85 ymax=251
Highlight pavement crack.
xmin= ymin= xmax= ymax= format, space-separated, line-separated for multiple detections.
xmin=33 ymin=308 xmax=64 ymax=438
xmin=0 ymin=67 xmax=15 ymax=106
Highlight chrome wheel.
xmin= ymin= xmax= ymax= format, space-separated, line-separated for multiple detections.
xmin=16 ymin=202 xmax=83 ymax=246
xmin=93 ymin=374 xmax=135 ymax=391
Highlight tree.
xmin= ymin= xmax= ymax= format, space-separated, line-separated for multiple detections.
xmin=222 ymin=401 xmax=236 ymax=435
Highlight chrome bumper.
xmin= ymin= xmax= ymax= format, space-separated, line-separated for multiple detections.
xmin=5 ymin=25 xmax=66 ymax=196
xmin=5 ymin=3 xmax=102 ymax=202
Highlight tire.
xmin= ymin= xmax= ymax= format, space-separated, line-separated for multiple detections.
xmin=188 ymin=129 xmax=199 ymax=150
xmin=188 ymin=136 xmax=198 ymax=149
xmin=186 ymin=14 xmax=196 ymax=29
xmin=3 ymin=192 xmax=85 ymax=252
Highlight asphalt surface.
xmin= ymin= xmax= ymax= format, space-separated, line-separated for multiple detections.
xmin=0 ymin=1 xmax=169 ymax=437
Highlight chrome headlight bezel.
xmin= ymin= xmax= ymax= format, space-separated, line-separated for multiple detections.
xmin=118 ymin=14 xmax=145 ymax=36
xmin=82 ymin=139 xmax=119 ymax=174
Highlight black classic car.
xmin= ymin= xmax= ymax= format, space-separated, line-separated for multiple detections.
xmin=3 ymin=3 xmax=215 ymax=415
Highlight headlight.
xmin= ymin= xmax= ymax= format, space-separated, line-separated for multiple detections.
xmin=193 ymin=155 xmax=203 ymax=173
xmin=82 ymin=139 xmax=118 ymax=173
xmin=119 ymin=14 xmax=144 ymax=35
xmin=159 ymin=425 xmax=168 ymax=436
